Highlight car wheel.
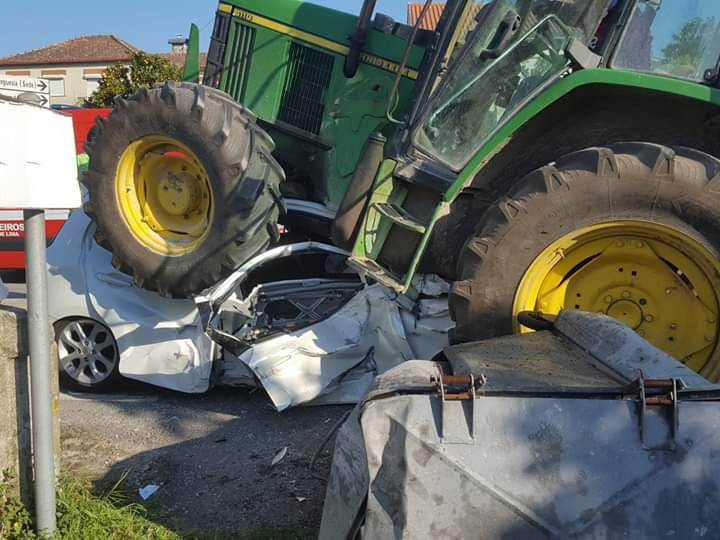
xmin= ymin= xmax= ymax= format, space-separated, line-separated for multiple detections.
xmin=55 ymin=318 xmax=120 ymax=392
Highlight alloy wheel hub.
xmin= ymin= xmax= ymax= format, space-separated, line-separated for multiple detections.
xmin=58 ymin=320 xmax=118 ymax=386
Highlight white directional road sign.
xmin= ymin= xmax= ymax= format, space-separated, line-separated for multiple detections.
xmin=0 ymin=99 xmax=81 ymax=208
xmin=0 ymin=75 xmax=50 ymax=108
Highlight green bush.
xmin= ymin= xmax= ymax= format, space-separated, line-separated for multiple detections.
xmin=0 ymin=469 xmax=35 ymax=539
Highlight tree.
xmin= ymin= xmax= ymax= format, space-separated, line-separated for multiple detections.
xmin=86 ymin=51 xmax=182 ymax=107
xmin=660 ymin=17 xmax=716 ymax=69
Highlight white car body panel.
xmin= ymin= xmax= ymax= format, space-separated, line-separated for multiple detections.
xmin=48 ymin=210 xmax=452 ymax=407
xmin=48 ymin=211 xmax=214 ymax=393
xmin=234 ymin=285 xmax=451 ymax=410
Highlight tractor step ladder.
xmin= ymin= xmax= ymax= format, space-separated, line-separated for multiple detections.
xmin=370 ymin=202 xmax=429 ymax=234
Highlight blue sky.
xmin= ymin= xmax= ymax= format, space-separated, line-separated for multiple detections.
xmin=0 ymin=1 xmax=408 ymax=58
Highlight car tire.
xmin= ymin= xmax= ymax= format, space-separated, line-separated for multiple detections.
xmin=55 ymin=318 xmax=120 ymax=392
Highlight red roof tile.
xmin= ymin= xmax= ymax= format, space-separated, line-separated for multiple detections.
xmin=407 ymin=3 xmax=447 ymax=30
xmin=158 ymin=52 xmax=208 ymax=73
xmin=407 ymin=2 xmax=485 ymax=31
xmin=0 ymin=35 xmax=139 ymax=67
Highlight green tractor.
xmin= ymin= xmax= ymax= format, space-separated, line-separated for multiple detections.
xmin=83 ymin=0 xmax=720 ymax=380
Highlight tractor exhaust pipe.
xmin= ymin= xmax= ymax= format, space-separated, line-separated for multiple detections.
xmin=331 ymin=132 xmax=386 ymax=250
xmin=344 ymin=0 xmax=377 ymax=78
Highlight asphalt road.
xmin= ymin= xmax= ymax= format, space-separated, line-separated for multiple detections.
xmin=2 ymin=271 xmax=348 ymax=536
xmin=61 ymin=386 xmax=350 ymax=536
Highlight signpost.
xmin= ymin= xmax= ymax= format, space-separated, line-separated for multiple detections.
xmin=0 ymin=75 xmax=50 ymax=108
xmin=0 ymin=97 xmax=81 ymax=536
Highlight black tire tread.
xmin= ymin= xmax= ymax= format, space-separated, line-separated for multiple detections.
xmin=449 ymin=142 xmax=720 ymax=344
xmin=83 ymin=82 xmax=283 ymax=297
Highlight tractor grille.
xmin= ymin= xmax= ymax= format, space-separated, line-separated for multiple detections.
xmin=224 ymin=21 xmax=256 ymax=101
xmin=277 ymin=43 xmax=334 ymax=135
xmin=203 ymin=11 xmax=231 ymax=88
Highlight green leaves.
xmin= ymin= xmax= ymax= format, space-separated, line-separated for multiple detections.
xmin=87 ymin=51 xmax=182 ymax=108
xmin=0 ymin=469 xmax=35 ymax=540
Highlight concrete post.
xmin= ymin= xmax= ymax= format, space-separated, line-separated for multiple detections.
xmin=0 ymin=304 xmax=60 ymax=508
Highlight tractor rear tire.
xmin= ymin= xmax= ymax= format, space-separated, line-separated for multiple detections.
xmin=449 ymin=142 xmax=720 ymax=380
xmin=83 ymin=81 xmax=284 ymax=297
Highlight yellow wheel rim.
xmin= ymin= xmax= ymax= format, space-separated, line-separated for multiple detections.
xmin=115 ymin=136 xmax=213 ymax=257
xmin=514 ymin=221 xmax=720 ymax=381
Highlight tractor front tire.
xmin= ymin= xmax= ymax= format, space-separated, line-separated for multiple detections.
xmin=83 ymin=81 xmax=284 ymax=297
xmin=449 ymin=142 xmax=720 ymax=380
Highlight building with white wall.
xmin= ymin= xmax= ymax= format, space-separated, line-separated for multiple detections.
xmin=0 ymin=35 xmax=137 ymax=106
xmin=0 ymin=34 xmax=208 ymax=106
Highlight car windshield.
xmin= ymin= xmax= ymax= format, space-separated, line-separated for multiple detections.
xmin=413 ymin=0 xmax=612 ymax=171
xmin=613 ymin=0 xmax=720 ymax=82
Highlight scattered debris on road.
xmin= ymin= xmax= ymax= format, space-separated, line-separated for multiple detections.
xmin=138 ymin=484 xmax=160 ymax=501
xmin=271 ymin=446 xmax=288 ymax=468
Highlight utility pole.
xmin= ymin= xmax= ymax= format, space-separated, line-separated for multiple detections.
xmin=24 ymin=209 xmax=56 ymax=535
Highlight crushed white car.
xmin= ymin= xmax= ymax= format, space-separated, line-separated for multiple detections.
xmin=48 ymin=206 xmax=452 ymax=408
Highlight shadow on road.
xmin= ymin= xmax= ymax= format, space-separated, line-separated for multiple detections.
xmin=61 ymin=383 xmax=350 ymax=537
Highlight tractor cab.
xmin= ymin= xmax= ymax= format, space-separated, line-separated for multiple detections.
xmin=349 ymin=0 xmax=720 ymax=287
xmin=348 ymin=0 xmax=622 ymax=292
xmin=407 ymin=0 xmax=720 ymax=168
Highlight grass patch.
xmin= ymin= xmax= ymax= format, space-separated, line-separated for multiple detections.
xmin=1 ymin=471 xmax=303 ymax=539
xmin=55 ymin=472 xmax=179 ymax=540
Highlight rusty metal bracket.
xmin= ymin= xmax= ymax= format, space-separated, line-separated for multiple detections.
xmin=634 ymin=375 xmax=682 ymax=452
xmin=431 ymin=369 xmax=486 ymax=442
xmin=434 ymin=373 xmax=477 ymax=401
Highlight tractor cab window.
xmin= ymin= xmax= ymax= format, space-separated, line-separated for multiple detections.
xmin=517 ymin=0 xmax=617 ymax=43
xmin=612 ymin=0 xmax=720 ymax=82
xmin=412 ymin=0 xmax=612 ymax=171
xmin=414 ymin=14 xmax=573 ymax=170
